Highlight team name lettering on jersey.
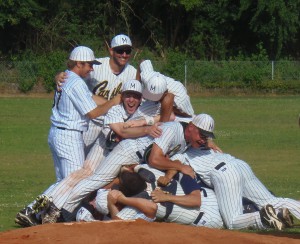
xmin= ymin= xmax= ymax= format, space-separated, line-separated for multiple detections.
xmin=93 ymin=81 xmax=122 ymax=99
xmin=166 ymin=144 xmax=181 ymax=158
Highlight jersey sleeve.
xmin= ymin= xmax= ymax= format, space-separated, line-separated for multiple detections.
xmin=67 ymin=81 xmax=97 ymax=115
xmin=174 ymin=173 xmax=200 ymax=195
xmin=104 ymin=105 xmax=126 ymax=125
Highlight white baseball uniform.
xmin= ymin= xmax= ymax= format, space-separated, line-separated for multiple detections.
xmin=94 ymin=164 xmax=223 ymax=228
xmin=49 ymin=70 xmax=97 ymax=181
xmin=62 ymin=121 xmax=190 ymax=221
xmin=39 ymin=103 xmax=136 ymax=210
xmin=140 ymin=60 xmax=194 ymax=116
xmin=181 ymin=147 xmax=300 ymax=229
xmin=83 ymin=57 xmax=136 ymax=153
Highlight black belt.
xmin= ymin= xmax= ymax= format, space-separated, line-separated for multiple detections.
xmin=215 ymin=162 xmax=226 ymax=170
xmin=56 ymin=127 xmax=83 ymax=134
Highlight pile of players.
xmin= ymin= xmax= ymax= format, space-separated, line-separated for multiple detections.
xmin=15 ymin=34 xmax=299 ymax=231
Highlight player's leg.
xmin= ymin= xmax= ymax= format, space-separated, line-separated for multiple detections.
xmin=83 ymin=120 xmax=102 ymax=156
xmin=239 ymin=159 xmax=300 ymax=222
xmin=62 ymin=143 xmax=139 ymax=221
xmin=193 ymin=187 xmax=224 ymax=228
xmin=211 ymin=164 xmax=265 ymax=230
xmin=50 ymin=136 xmax=107 ymax=209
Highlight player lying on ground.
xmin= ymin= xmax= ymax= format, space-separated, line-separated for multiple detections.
xmin=76 ymin=164 xmax=224 ymax=229
xmin=156 ymin=114 xmax=297 ymax=231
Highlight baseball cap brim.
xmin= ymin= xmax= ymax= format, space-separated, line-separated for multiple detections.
xmin=199 ymin=128 xmax=215 ymax=139
xmin=90 ymin=60 xmax=101 ymax=65
xmin=142 ymin=88 xmax=164 ymax=101
xmin=122 ymin=90 xmax=142 ymax=96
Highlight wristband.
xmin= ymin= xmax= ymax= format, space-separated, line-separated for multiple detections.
xmin=145 ymin=116 xmax=154 ymax=125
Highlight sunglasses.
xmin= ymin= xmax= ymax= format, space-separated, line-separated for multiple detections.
xmin=114 ymin=48 xmax=132 ymax=55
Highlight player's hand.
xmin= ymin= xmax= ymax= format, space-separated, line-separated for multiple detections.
xmin=107 ymin=189 xmax=124 ymax=204
xmin=151 ymin=188 xmax=170 ymax=203
xmin=111 ymin=94 xmax=122 ymax=105
xmin=55 ymin=72 xmax=67 ymax=91
xmin=180 ymin=165 xmax=195 ymax=179
xmin=123 ymin=120 xmax=145 ymax=129
xmin=206 ymin=140 xmax=223 ymax=153
xmin=157 ymin=176 xmax=171 ymax=187
xmin=146 ymin=123 xmax=162 ymax=138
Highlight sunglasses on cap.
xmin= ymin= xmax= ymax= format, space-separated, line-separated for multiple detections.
xmin=113 ymin=48 xmax=132 ymax=55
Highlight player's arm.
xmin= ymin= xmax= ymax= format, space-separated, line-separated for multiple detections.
xmin=109 ymin=122 xmax=162 ymax=139
xmin=111 ymin=190 xmax=157 ymax=219
xmin=206 ymin=139 xmax=223 ymax=153
xmin=87 ymin=95 xmax=121 ymax=119
xmin=151 ymin=188 xmax=201 ymax=208
xmin=107 ymin=190 xmax=122 ymax=220
xmin=92 ymin=95 xmax=109 ymax=106
xmin=54 ymin=71 xmax=67 ymax=91
xmin=148 ymin=144 xmax=194 ymax=178
xmin=160 ymin=93 xmax=175 ymax=122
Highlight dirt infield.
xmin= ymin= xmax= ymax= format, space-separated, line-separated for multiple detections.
xmin=1 ymin=220 xmax=300 ymax=244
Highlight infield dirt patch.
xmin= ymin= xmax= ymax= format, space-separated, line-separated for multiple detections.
xmin=1 ymin=220 xmax=300 ymax=244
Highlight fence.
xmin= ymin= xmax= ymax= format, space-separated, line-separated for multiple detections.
xmin=0 ymin=60 xmax=299 ymax=93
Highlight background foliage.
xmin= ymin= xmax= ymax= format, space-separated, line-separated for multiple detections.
xmin=0 ymin=1 xmax=299 ymax=93
xmin=0 ymin=0 xmax=299 ymax=60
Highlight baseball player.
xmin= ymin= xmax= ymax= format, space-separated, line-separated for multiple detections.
xmin=15 ymin=79 xmax=162 ymax=227
xmin=42 ymin=113 xmax=212 ymax=223
xmin=56 ymin=34 xmax=137 ymax=155
xmin=140 ymin=59 xmax=194 ymax=121
xmin=81 ymin=164 xmax=224 ymax=229
xmin=177 ymin=144 xmax=299 ymax=230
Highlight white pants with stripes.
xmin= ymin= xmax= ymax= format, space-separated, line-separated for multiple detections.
xmin=48 ymin=133 xmax=109 ymax=209
xmin=211 ymin=158 xmax=300 ymax=229
xmin=62 ymin=141 xmax=143 ymax=221
xmin=48 ymin=126 xmax=85 ymax=181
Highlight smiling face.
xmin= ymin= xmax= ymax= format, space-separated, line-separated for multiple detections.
xmin=110 ymin=46 xmax=132 ymax=68
xmin=78 ymin=61 xmax=94 ymax=78
xmin=122 ymin=91 xmax=142 ymax=114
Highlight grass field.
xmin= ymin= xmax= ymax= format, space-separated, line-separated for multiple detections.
xmin=0 ymin=95 xmax=299 ymax=233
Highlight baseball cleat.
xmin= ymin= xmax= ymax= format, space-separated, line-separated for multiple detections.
xmin=277 ymin=208 xmax=294 ymax=228
xmin=15 ymin=207 xmax=39 ymax=227
xmin=32 ymin=194 xmax=52 ymax=213
xmin=42 ymin=202 xmax=61 ymax=224
xmin=260 ymin=204 xmax=284 ymax=230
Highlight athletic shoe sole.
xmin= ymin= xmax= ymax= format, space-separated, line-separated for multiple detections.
xmin=261 ymin=204 xmax=284 ymax=230
xmin=278 ymin=208 xmax=294 ymax=228
xmin=15 ymin=212 xmax=37 ymax=227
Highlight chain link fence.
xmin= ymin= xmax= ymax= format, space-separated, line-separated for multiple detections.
xmin=1 ymin=60 xmax=299 ymax=93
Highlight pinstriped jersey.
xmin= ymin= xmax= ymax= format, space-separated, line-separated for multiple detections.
xmin=50 ymin=70 xmax=97 ymax=131
xmin=86 ymin=57 xmax=137 ymax=100
xmin=102 ymin=103 xmax=131 ymax=136
xmin=132 ymin=121 xmax=188 ymax=159
xmin=180 ymin=148 xmax=237 ymax=188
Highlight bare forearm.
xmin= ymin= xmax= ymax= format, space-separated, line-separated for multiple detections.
xmin=87 ymin=99 xmax=118 ymax=119
xmin=149 ymin=158 xmax=183 ymax=172
xmin=92 ymin=95 xmax=108 ymax=106
xmin=118 ymin=197 xmax=157 ymax=219
xmin=157 ymin=191 xmax=200 ymax=208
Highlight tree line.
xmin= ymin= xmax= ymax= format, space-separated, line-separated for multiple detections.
xmin=0 ymin=0 xmax=299 ymax=61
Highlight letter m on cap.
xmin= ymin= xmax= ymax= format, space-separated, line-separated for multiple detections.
xmin=130 ymin=83 xmax=136 ymax=88
xmin=150 ymin=85 xmax=156 ymax=91
xmin=122 ymin=37 xmax=128 ymax=44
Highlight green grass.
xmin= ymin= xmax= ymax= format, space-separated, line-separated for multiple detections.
xmin=0 ymin=95 xmax=299 ymax=233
